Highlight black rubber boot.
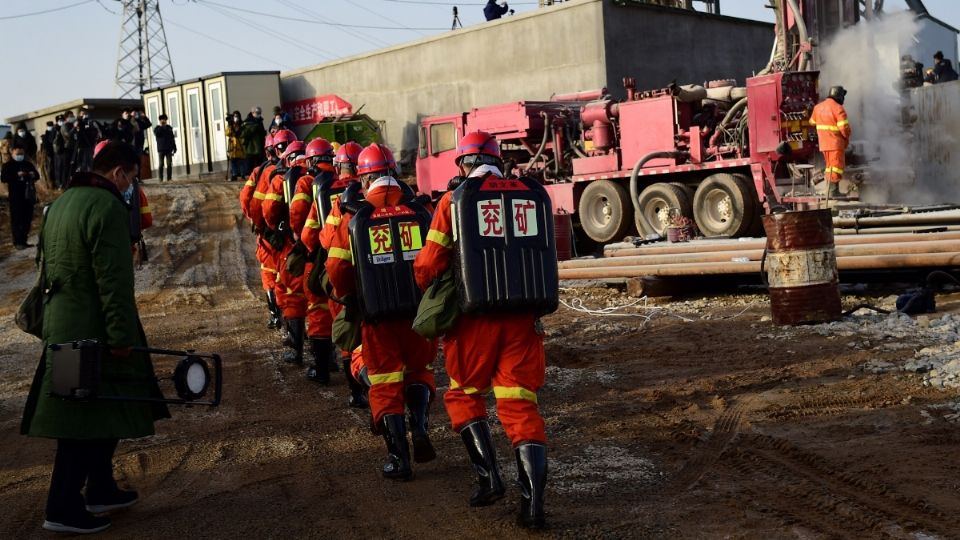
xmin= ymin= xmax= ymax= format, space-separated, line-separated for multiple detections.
xmin=305 ymin=338 xmax=331 ymax=383
xmin=405 ymin=384 xmax=436 ymax=464
xmin=459 ymin=420 xmax=505 ymax=507
xmin=281 ymin=318 xmax=305 ymax=365
xmin=266 ymin=290 xmax=281 ymax=329
xmin=515 ymin=443 xmax=547 ymax=529
xmin=344 ymin=359 xmax=369 ymax=409
xmin=381 ymin=414 xmax=412 ymax=481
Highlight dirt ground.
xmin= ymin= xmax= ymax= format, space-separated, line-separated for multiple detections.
xmin=2 ymin=180 xmax=960 ymax=539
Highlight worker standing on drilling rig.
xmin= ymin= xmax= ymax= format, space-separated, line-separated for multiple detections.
xmin=811 ymin=86 xmax=852 ymax=198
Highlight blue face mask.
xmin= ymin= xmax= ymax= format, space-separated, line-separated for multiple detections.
xmin=123 ymin=182 xmax=136 ymax=203
xmin=13 ymin=155 xmax=25 ymax=162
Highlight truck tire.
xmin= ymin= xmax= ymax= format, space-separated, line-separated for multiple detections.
xmin=578 ymin=180 xmax=634 ymax=243
xmin=731 ymin=173 xmax=763 ymax=237
xmin=693 ymin=173 xmax=756 ymax=238
xmin=635 ymin=182 xmax=693 ymax=237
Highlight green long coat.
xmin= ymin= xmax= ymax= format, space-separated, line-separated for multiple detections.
xmin=21 ymin=176 xmax=169 ymax=440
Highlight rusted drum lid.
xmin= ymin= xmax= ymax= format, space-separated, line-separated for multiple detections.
xmin=762 ymin=209 xmax=834 ymax=251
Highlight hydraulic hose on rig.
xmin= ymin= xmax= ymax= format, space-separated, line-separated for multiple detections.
xmin=784 ymin=0 xmax=810 ymax=71
xmin=524 ymin=111 xmax=552 ymax=172
xmin=629 ymin=151 xmax=686 ymax=225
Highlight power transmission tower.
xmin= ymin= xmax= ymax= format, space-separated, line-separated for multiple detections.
xmin=115 ymin=0 xmax=175 ymax=98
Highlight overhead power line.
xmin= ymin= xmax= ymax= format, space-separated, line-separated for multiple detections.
xmin=379 ymin=0 xmax=537 ymax=4
xmin=165 ymin=17 xmax=292 ymax=69
xmin=195 ymin=0 xmax=451 ymax=30
xmin=0 ymin=0 xmax=95 ymax=21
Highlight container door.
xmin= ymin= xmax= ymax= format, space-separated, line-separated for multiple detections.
xmin=145 ymin=94 xmax=162 ymax=172
xmin=166 ymin=91 xmax=186 ymax=168
xmin=208 ymin=81 xmax=227 ymax=163
xmin=186 ymin=87 xmax=206 ymax=165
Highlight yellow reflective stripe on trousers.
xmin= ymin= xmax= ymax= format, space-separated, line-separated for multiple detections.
xmin=493 ymin=386 xmax=538 ymax=403
xmin=305 ymin=218 xmax=321 ymax=229
xmin=826 ymin=167 xmax=844 ymax=174
xmin=325 ymin=214 xmax=342 ymax=226
xmin=426 ymin=229 xmax=452 ymax=248
xmin=292 ymin=193 xmax=312 ymax=204
xmin=327 ymin=246 xmax=352 ymax=262
xmin=449 ymin=377 xmax=485 ymax=395
xmin=368 ymin=371 xmax=404 ymax=385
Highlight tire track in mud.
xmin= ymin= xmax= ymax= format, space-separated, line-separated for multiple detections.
xmin=724 ymin=434 xmax=955 ymax=537
xmin=759 ymin=385 xmax=941 ymax=422
xmin=662 ymin=398 xmax=750 ymax=495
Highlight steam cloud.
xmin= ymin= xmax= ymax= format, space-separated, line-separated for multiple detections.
xmin=819 ymin=11 xmax=960 ymax=205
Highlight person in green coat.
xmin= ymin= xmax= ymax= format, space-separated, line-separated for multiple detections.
xmin=20 ymin=141 xmax=170 ymax=535
xmin=240 ymin=107 xmax=267 ymax=175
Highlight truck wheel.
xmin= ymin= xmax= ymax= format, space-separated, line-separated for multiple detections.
xmin=635 ymin=183 xmax=693 ymax=237
xmin=731 ymin=173 xmax=763 ymax=237
xmin=578 ymin=180 xmax=634 ymax=243
xmin=693 ymin=173 xmax=756 ymax=238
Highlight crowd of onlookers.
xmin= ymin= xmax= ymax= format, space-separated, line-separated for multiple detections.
xmin=225 ymin=105 xmax=291 ymax=181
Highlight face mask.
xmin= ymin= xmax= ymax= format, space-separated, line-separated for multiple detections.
xmin=66 ymin=117 xmax=75 ymax=124
xmin=47 ymin=126 xmax=54 ymax=132
xmin=122 ymin=114 xmax=130 ymax=120
xmin=17 ymin=130 xmax=26 ymax=137
xmin=123 ymin=182 xmax=135 ymax=200
xmin=57 ymin=121 xmax=64 ymax=127
xmin=275 ymin=116 xmax=282 ymax=124
xmin=13 ymin=155 xmax=25 ymax=162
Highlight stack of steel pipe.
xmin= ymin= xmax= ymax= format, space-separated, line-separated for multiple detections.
xmin=560 ymin=230 xmax=960 ymax=280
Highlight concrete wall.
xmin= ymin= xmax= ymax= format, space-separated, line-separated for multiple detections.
xmin=909 ymin=80 xmax=960 ymax=204
xmin=601 ymin=3 xmax=774 ymax=98
xmin=281 ymin=0 xmax=607 ymax=163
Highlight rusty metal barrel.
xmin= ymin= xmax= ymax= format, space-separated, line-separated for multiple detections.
xmin=555 ymin=211 xmax=573 ymax=261
xmin=762 ymin=209 xmax=842 ymax=325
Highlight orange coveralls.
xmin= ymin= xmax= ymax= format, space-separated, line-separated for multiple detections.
xmin=291 ymin=166 xmax=335 ymax=339
xmin=325 ymin=180 xmax=436 ymax=424
xmin=239 ymin=159 xmax=269 ymax=220
xmin=262 ymin=168 xmax=307 ymax=320
xmin=811 ymin=98 xmax=852 ymax=183
xmin=318 ymin=177 xmax=359 ymax=321
xmin=137 ymin=187 xmax=152 ymax=229
xmin=251 ymin=162 xmax=280 ymax=292
xmin=413 ymin=189 xmax=547 ymax=446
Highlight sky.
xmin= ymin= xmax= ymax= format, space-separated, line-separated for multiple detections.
xmin=0 ymin=0 xmax=957 ymax=123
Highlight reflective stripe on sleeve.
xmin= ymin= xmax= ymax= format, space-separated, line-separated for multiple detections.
xmin=265 ymin=193 xmax=283 ymax=202
xmin=139 ymin=206 xmax=152 ymax=215
xmin=292 ymin=193 xmax=312 ymax=204
xmin=426 ymin=229 xmax=452 ymax=248
xmin=253 ymin=191 xmax=267 ymax=200
xmin=493 ymin=385 xmax=538 ymax=403
xmin=305 ymin=218 xmax=322 ymax=229
xmin=816 ymin=124 xmax=841 ymax=132
xmin=325 ymin=214 xmax=342 ymax=226
xmin=327 ymin=246 xmax=352 ymax=262
xmin=368 ymin=371 xmax=404 ymax=385
xmin=836 ymin=119 xmax=849 ymax=127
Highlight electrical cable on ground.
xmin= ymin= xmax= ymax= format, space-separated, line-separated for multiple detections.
xmin=0 ymin=0 xmax=94 ymax=21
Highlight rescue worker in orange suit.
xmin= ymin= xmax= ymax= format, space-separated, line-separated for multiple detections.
xmin=263 ymin=139 xmax=309 ymax=365
xmin=288 ymin=137 xmax=337 ymax=382
xmin=325 ymin=143 xmax=437 ymax=481
xmin=305 ymin=141 xmax=369 ymax=403
xmin=239 ymin=132 xmax=274 ymax=223
xmin=413 ymin=131 xmax=553 ymax=529
xmin=250 ymin=131 xmax=292 ymax=329
xmin=811 ymin=86 xmax=851 ymax=198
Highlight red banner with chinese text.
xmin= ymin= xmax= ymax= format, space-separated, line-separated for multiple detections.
xmin=283 ymin=95 xmax=353 ymax=126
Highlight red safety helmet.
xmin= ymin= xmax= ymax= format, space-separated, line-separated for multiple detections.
xmin=305 ymin=138 xmax=335 ymax=160
xmin=93 ymin=139 xmax=110 ymax=158
xmin=264 ymin=132 xmax=275 ymax=149
xmin=356 ymin=143 xmax=397 ymax=177
xmin=334 ymin=141 xmax=363 ymax=166
xmin=272 ymin=129 xmax=298 ymax=154
xmin=455 ymin=131 xmax=501 ymax=166
xmin=280 ymin=140 xmax=305 ymax=161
